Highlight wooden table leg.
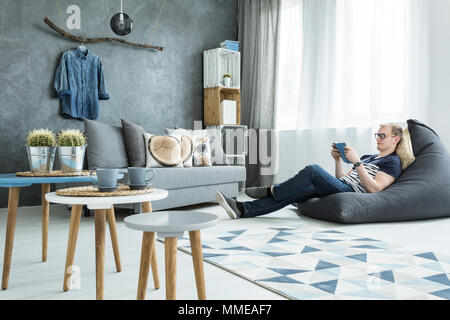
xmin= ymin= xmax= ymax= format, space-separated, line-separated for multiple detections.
xmin=95 ymin=209 xmax=106 ymax=300
xmin=63 ymin=205 xmax=83 ymax=291
xmin=2 ymin=187 xmax=20 ymax=290
xmin=165 ymin=237 xmax=178 ymax=300
xmin=137 ymin=232 xmax=155 ymax=300
xmin=41 ymin=183 xmax=50 ymax=262
xmin=141 ymin=201 xmax=152 ymax=213
xmin=141 ymin=201 xmax=160 ymax=289
xmin=106 ymin=206 xmax=122 ymax=272
xmin=189 ymin=230 xmax=206 ymax=300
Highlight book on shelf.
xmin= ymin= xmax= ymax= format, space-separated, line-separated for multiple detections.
xmin=220 ymin=40 xmax=239 ymax=52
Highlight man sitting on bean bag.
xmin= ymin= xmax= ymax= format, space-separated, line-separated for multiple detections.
xmin=216 ymin=123 xmax=403 ymax=219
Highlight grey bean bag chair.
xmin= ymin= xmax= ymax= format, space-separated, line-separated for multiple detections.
xmin=294 ymin=119 xmax=450 ymax=224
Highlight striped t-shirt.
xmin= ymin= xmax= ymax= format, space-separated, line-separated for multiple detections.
xmin=339 ymin=153 xmax=402 ymax=193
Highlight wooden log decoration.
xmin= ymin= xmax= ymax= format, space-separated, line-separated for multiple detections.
xmin=43 ymin=17 xmax=164 ymax=51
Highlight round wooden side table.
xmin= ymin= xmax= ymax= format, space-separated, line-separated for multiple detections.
xmin=45 ymin=189 xmax=168 ymax=300
xmin=0 ymin=172 xmax=105 ymax=290
xmin=124 ymin=211 xmax=218 ymax=300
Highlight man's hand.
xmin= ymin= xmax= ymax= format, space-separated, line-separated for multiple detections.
xmin=331 ymin=144 xmax=341 ymax=161
xmin=344 ymin=145 xmax=361 ymax=164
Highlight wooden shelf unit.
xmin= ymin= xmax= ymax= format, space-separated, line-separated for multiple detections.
xmin=203 ymin=86 xmax=241 ymax=126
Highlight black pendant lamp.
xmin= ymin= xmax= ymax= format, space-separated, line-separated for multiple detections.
xmin=110 ymin=0 xmax=133 ymax=36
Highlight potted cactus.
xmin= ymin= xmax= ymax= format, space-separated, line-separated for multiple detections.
xmin=222 ymin=73 xmax=232 ymax=87
xmin=57 ymin=129 xmax=87 ymax=173
xmin=26 ymin=129 xmax=57 ymax=173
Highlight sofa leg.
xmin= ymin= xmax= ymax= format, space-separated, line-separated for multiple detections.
xmin=83 ymin=206 xmax=91 ymax=217
xmin=134 ymin=202 xmax=143 ymax=214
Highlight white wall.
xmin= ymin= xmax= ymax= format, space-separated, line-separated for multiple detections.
xmin=429 ymin=0 xmax=450 ymax=151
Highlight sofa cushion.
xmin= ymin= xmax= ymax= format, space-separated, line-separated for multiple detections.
xmin=206 ymin=127 xmax=230 ymax=165
xmin=149 ymin=166 xmax=246 ymax=190
xmin=179 ymin=135 xmax=194 ymax=167
xmin=166 ymin=128 xmax=229 ymax=165
xmin=193 ymin=136 xmax=212 ymax=167
xmin=143 ymin=133 xmax=183 ymax=168
xmin=165 ymin=129 xmax=194 ymax=167
xmin=121 ymin=119 xmax=146 ymax=167
xmin=84 ymin=119 xmax=129 ymax=169
xmin=295 ymin=119 xmax=450 ymax=223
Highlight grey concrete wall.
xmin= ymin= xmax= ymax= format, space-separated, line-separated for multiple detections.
xmin=0 ymin=0 xmax=238 ymax=208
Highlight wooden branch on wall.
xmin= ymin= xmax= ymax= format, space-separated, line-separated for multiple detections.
xmin=43 ymin=17 xmax=164 ymax=51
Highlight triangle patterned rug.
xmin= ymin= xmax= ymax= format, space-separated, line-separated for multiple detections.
xmin=176 ymin=226 xmax=450 ymax=300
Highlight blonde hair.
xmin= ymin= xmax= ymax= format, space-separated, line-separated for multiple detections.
xmin=380 ymin=122 xmax=403 ymax=142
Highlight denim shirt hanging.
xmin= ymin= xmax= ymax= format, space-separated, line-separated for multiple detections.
xmin=54 ymin=48 xmax=109 ymax=120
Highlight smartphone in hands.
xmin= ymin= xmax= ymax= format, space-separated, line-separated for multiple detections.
xmin=333 ymin=142 xmax=352 ymax=164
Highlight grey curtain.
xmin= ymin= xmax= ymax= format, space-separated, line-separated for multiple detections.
xmin=238 ymin=0 xmax=281 ymax=187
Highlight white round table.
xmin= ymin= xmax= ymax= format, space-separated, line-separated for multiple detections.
xmin=45 ymin=189 xmax=168 ymax=210
xmin=45 ymin=189 xmax=168 ymax=300
xmin=124 ymin=211 xmax=218 ymax=300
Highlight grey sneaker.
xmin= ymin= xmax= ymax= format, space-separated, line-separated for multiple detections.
xmin=245 ymin=187 xmax=269 ymax=199
xmin=216 ymin=190 xmax=243 ymax=219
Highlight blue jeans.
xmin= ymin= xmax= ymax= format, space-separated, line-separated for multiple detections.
xmin=242 ymin=164 xmax=354 ymax=218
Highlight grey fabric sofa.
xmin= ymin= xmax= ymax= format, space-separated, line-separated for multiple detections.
xmin=80 ymin=119 xmax=246 ymax=212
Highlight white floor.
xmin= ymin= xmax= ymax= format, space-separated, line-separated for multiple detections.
xmin=1 ymin=192 xmax=450 ymax=300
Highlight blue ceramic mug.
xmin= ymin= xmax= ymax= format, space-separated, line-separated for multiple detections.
xmin=128 ymin=167 xmax=155 ymax=186
xmin=90 ymin=168 xmax=119 ymax=188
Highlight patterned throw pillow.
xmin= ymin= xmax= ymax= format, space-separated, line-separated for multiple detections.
xmin=165 ymin=129 xmax=194 ymax=167
xmin=166 ymin=128 xmax=229 ymax=165
xmin=175 ymin=135 xmax=193 ymax=167
xmin=396 ymin=128 xmax=416 ymax=170
xmin=143 ymin=133 xmax=183 ymax=168
xmin=192 ymin=136 xmax=212 ymax=167
xmin=205 ymin=127 xmax=230 ymax=165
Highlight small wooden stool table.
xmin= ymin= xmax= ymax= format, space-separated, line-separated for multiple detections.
xmin=124 ymin=211 xmax=218 ymax=300
xmin=45 ymin=188 xmax=168 ymax=300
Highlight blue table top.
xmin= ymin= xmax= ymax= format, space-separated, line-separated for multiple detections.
xmin=0 ymin=173 xmax=123 ymax=188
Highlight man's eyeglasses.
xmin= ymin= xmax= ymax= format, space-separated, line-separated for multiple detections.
xmin=374 ymin=133 xmax=396 ymax=140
